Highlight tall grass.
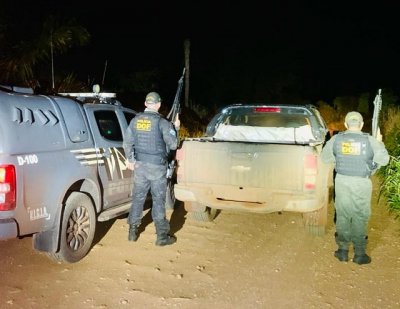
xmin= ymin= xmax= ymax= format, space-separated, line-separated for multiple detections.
xmin=380 ymin=157 xmax=400 ymax=217
xmin=380 ymin=106 xmax=400 ymax=217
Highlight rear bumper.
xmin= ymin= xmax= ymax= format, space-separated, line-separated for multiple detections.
xmin=0 ymin=219 xmax=18 ymax=239
xmin=175 ymin=183 xmax=325 ymax=213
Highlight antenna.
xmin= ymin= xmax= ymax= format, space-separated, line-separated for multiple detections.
xmin=51 ymin=31 xmax=55 ymax=90
xmin=102 ymin=60 xmax=108 ymax=88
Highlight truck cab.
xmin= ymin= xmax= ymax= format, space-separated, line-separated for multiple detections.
xmin=0 ymin=86 xmax=136 ymax=263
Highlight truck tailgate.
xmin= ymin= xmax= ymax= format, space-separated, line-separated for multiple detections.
xmin=179 ymin=140 xmax=314 ymax=196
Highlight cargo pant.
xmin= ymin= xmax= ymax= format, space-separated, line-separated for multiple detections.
xmin=127 ymin=161 xmax=170 ymax=233
xmin=334 ymin=174 xmax=372 ymax=253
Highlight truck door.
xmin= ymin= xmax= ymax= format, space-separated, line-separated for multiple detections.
xmin=84 ymin=105 xmax=134 ymax=209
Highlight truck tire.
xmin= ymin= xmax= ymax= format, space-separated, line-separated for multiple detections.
xmin=302 ymin=192 xmax=328 ymax=236
xmin=48 ymin=192 xmax=96 ymax=263
xmin=165 ymin=179 xmax=175 ymax=210
xmin=191 ymin=207 xmax=219 ymax=222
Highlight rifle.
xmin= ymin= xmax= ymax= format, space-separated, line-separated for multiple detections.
xmin=167 ymin=68 xmax=186 ymax=124
xmin=372 ymin=89 xmax=382 ymax=138
xmin=166 ymin=68 xmax=186 ymax=179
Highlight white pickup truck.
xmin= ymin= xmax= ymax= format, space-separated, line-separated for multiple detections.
xmin=174 ymin=103 xmax=333 ymax=235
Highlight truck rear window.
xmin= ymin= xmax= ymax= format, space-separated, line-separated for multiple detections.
xmin=225 ymin=113 xmax=309 ymax=128
xmin=205 ymin=104 xmax=327 ymax=143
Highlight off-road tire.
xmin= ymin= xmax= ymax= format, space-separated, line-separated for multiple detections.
xmin=191 ymin=207 xmax=219 ymax=222
xmin=48 ymin=192 xmax=96 ymax=263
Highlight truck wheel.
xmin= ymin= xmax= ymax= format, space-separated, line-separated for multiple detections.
xmin=49 ymin=192 xmax=96 ymax=263
xmin=191 ymin=207 xmax=219 ymax=222
xmin=302 ymin=197 xmax=328 ymax=236
xmin=165 ymin=179 xmax=175 ymax=210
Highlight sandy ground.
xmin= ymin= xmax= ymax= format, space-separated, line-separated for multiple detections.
xmin=0 ymin=176 xmax=399 ymax=309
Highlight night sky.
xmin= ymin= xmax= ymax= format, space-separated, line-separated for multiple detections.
xmin=3 ymin=1 xmax=399 ymax=106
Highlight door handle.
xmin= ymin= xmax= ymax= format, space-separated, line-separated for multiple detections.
xmin=102 ymin=148 xmax=111 ymax=158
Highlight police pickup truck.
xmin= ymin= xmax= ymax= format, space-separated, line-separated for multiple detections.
xmin=0 ymin=86 xmax=172 ymax=263
xmin=174 ymin=104 xmax=333 ymax=235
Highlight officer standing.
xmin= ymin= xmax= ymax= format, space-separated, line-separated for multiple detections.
xmin=321 ymin=111 xmax=389 ymax=264
xmin=123 ymin=92 xmax=180 ymax=246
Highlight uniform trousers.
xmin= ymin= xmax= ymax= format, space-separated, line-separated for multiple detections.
xmin=334 ymin=174 xmax=372 ymax=251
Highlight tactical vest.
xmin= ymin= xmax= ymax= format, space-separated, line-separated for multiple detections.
xmin=333 ymin=132 xmax=375 ymax=177
xmin=133 ymin=112 xmax=167 ymax=165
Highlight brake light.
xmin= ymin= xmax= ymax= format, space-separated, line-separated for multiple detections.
xmin=176 ymin=148 xmax=184 ymax=161
xmin=176 ymin=148 xmax=185 ymax=182
xmin=254 ymin=107 xmax=281 ymax=113
xmin=0 ymin=165 xmax=16 ymax=211
xmin=304 ymin=154 xmax=317 ymax=191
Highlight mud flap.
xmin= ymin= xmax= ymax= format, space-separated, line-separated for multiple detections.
xmin=33 ymin=227 xmax=59 ymax=252
xmin=302 ymin=189 xmax=329 ymax=236
xmin=33 ymin=207 xmax=62 ymax=253
xmin=165 ymin=179 xmax=176 ymax=210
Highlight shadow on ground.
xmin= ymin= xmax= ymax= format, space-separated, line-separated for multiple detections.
xmin=93 ymin=198 xmax=188 ymax=244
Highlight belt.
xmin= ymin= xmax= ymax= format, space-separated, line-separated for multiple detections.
xmin=135 ymin=152 xmax=166 ymax=165
xmin=336 ymin=173 xmax=370 ymax=179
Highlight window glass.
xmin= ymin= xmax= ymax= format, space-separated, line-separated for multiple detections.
xmin=94 ymin=110 xmax=123 ymax=141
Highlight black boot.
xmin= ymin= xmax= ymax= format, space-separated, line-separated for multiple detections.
xmin=128 ymin=224 xmax=139 ymax=242
xmin=155 ymin=234 xmax=177 ymax=246
xmin=353 ymin=246 xmax=371 ymax=265
xmin=334 ymin=249 xmax=349 ymax=262
xmin=154 ymin=219 xmax=176 ymax=246
xmin=353 ymin=254 xmax=371 ymax=265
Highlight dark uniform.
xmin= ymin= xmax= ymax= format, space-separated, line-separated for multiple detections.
xmin=321 ymin=111 xmax=389 ymax=264
xmin=123 ymin=95 xmax=178 ymax=246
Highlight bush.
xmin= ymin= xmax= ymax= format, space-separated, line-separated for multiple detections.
xmin=177 ymin=106 xmax=210 ymax=139
xmin=381 ymin=106 xmax=400 ymax=156
xmin=380 ymin=105 xmax=400 ymax=218
xmin=380 ymin=157 xmax=400 ymax=217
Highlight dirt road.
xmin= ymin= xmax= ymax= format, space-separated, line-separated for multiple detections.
xmin=1 ymin=176 xmax=399 ymax=308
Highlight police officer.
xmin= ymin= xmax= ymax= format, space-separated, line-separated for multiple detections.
xmin=321 ymin=111 xmax=389 ymax=264
xmin=123 ymin=92 xmax=180 ymax=246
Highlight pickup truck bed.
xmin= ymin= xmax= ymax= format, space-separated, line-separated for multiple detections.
xmin=174 ymin=104 xmax=332 ymax=235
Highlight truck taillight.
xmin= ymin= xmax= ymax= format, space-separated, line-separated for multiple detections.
xmin=304 ymin=154 xmax=317 ymax=191
xmin=254 ymin=107 xmax=281 ymax=113
xmin=0 ymin=165 xmax=16 ymax=211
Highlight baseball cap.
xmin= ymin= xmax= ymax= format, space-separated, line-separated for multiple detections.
xmin=345 ymin=111 xmax=363 ymax=126
xmin=145 ymin=92 xmax=161 ymax=104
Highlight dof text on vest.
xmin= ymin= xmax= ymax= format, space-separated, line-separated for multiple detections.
xmin=333 ymin=132 xmax=374 ymax=177
xmin=133 ymin=112 xmax=167 ymax=165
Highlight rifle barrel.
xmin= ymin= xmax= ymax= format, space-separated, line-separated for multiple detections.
xmin=372 ymin=89 xmax=382 ymax=138
xmin=167 ymin=68 xmax=186 ymax=121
